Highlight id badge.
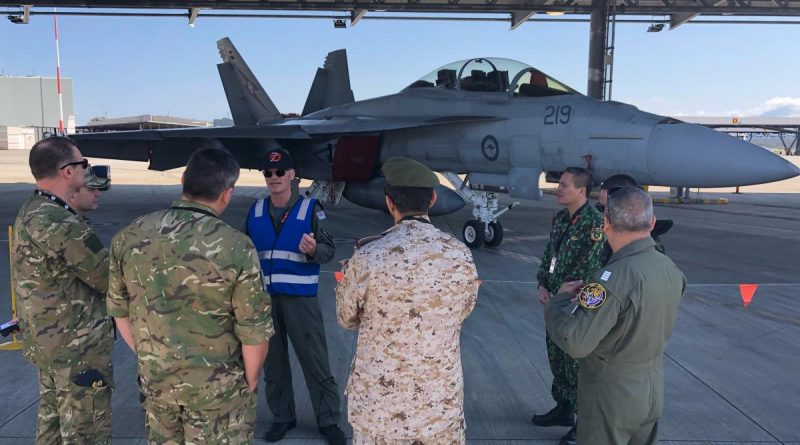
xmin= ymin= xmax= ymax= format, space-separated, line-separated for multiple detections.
xmin=549 ymin=257 xmax=557 ymax=274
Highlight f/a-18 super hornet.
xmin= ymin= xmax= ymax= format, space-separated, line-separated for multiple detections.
xmin=72 ymin=37 xmax=800 ymax=248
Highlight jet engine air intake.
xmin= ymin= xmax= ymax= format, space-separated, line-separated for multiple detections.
xmin=332 ymin=136 xmax=381 ymax=182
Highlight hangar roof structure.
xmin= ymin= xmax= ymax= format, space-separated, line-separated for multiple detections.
xmin=2 ymin=1 xmax=800 ymax=31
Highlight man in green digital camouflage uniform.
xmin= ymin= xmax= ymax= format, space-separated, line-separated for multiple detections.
xmin=108 ymin=147 xmax=274 ymax=444
xmin=13 ymin=136 xmax=114 ymax=445
xmin=546 ymin=186 xmax=686 ymax=445
xmin=533 ymin=167 xmax=605 ymax=445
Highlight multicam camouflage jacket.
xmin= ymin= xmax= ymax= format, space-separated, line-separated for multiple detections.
xmin=537 ymin=202 xmax=606 ymax=295
xmin=107 ymin=199 xmax=274 ymax=406
xmin=13 ymin=193 xmax=114 ymax=372
xmin=336 ymin=218 xmax=479 ymax=438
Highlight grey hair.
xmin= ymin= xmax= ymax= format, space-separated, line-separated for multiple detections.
xmin=606 ymin=186 xmax=653 ymax=232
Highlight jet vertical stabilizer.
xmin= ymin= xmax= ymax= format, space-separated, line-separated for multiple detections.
xmin=216 ymin=37 xmax=283 ymax=125
xmin=302 ymin=49 xmax=355 ymax=116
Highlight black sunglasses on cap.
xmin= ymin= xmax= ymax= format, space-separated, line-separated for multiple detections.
xmin=60 ymin=159 xmax=89 ymax=170
xmin=263 ymin=169 xmax=287 ymax=178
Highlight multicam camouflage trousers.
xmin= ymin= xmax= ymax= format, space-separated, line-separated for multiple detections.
xmin=144 ymin=386 xmax=256 ymax=445
xmin=35 ymin=359 xmax=113 ymax=445
xmin=352 ymin=426 xmax=466 ymax=445
xmin=546 ymin=334 xmax=578 ymax=410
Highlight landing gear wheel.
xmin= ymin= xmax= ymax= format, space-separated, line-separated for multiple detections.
xmin=462 ymin=220 xmax=485 ymax=248
xmin=485 ymin=221 xmax=504 ymax=247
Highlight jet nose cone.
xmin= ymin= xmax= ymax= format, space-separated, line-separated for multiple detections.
xmin=645 ymin=123 xmax=800 ymax=187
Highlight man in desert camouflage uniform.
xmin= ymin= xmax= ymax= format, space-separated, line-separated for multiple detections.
xmin=533 ymin=167 xmax=605 ymax=445
xmin=336 ymin=157 xmax=479 ymax=445
xmin=107 ymin=147 xmax=274 ymax=444
xmin=13 ymin=136 xmax=114 ymax=445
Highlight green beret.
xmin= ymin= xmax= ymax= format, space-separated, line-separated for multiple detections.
xmin=381 ymin=157 xmax=439 ymax=188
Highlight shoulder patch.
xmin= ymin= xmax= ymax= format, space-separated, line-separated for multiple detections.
xmin=591 ymin=226 xmax=603 ymax=241
xmin=316 ymin=210 xmax=326 ymax=220
xmin=85 ymin=233 xmax=105 ymax=254
xmin=578 ymin=282 xmax=607 ymax=309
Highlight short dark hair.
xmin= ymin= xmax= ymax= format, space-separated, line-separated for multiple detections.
xmin=29 ymin=136 xmax=78 ymax=180
xmin=183 ymin=147 xmax=240 ymax=201
xmin=563 ymin=167 xmax=593 ymax=197
xmin=601 ymin=174 xmax=637 ymax=191
xmin=386 ymin=185 xmax=433 ymax=215
xmin=607 ymin=186 xmax=653 ymax=232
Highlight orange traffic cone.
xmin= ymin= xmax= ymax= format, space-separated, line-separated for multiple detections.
xmin=739 ymin=284 xmax=758 ymax=308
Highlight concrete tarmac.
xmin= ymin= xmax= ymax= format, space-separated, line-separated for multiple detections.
xmin=0 ymin=152 xmax=798 ymax=444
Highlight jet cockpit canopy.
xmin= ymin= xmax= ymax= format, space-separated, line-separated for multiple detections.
xmin=405 ymin=57 xmax=578 ymax=97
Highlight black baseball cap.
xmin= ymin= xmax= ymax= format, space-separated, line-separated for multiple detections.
xmin=265 ymin=148 xmax=294 ymax=170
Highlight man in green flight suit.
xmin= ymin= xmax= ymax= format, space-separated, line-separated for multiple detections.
xmin=533 ymin=167 xmax=605 ymax=445
xmin=13 ymin=136 xmax=114 ymax=445
xmin=545 ymin=186 xmax=686 ymax=445
xmin=108 ymin=147 xmax=274 ymax=444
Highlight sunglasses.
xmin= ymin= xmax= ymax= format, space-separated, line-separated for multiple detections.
xmin=263 ymin=169 xmax=286 ymax=178
xmin=60 ymin=159 xmax=89 ymax=170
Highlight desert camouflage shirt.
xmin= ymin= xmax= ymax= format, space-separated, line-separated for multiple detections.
xmin=13 ymin=192 xmax=113 ymax=372
xmin=537 ymin=202 xmax=606 ymax=295
xmin=336 ymin=217 xmax=479 ymax=438
xmin=107 ymin=199 xmax=274 ymax=406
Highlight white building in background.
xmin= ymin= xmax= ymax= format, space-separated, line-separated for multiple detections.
xmin=0 ymin=76 xmax=75 ymax=150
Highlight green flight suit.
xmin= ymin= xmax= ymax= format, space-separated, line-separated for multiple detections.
xmin=545 ymin=237 xmax=686 ymax=445
xmin=537 ymin=202 xmax=605 ymax=408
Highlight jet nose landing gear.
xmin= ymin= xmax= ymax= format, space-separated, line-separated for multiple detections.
xmin=442 ymin=173 xmax=519 ymax=249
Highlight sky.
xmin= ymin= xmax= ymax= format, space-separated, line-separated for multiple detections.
xmin=1 ymin=10 xmax=799 ymax=124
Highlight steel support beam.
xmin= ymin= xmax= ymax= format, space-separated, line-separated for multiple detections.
xmin=669 ymin=11 xmax=699 ymax=28
xmin=510 ymin=9 xmax=535 ymax=29
xmin=350 ymin=8 xmax=367 ymax=24
xmin=587 ymin=0 xmax=608 ymax=99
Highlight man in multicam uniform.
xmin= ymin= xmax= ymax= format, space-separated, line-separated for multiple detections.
xmin=67 ymin=165 xmax=111 ymax=216
xmin=533 ymin=167 xmax=605 ymax=445
xmin=107 ymin=147 xmax=274 ymax=444
xmin=13 ymin=136 xmax=114 ymax=445
xmin=336 ymin=157 xmax=479 ymax=445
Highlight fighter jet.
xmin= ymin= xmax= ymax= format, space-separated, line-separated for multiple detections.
xmin=72 ymin=37 xmax=800 ymax=248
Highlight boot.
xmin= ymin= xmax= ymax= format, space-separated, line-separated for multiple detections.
xmin=531 ymin=402 xmax=574 ymax=427
xmin=559 ymin=425 xmax=577 ymax=445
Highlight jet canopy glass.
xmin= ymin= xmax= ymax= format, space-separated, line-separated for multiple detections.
xmin=405 ymin=57 xmax=578 ymax=96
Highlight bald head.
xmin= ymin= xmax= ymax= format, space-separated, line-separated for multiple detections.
xmin=606 ymin=187 xmax=653 ymax=232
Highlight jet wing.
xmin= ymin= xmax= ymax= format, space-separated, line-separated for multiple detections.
xmin=72 ymin=116 xmax=501 ymax=170
xmin=289 ymin=115 xmax=504 ymax=135
xmin=72 ymin=125 xmax=311 ymax=169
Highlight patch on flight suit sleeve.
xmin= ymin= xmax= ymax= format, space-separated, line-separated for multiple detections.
xmin=316 ymin=210 xmax=326 ymax=220
xmin=590 ymin=226 xmax=603 ymax=241
xmin=578 ymin=282 xmax=607 ymax=309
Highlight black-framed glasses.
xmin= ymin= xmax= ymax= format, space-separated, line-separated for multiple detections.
xmin=60 ymin=159 xmax=89 ymax=170
xmin=263 ymin=169 xmax=287 ymax=178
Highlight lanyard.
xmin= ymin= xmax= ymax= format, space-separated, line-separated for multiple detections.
xmin=553 ymin=203 xmax=586 ymax=255
xmin=34 ymin=189 xmax=77 ymax=216
xmin=169 ymin=206 xmax=218 ymax=219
